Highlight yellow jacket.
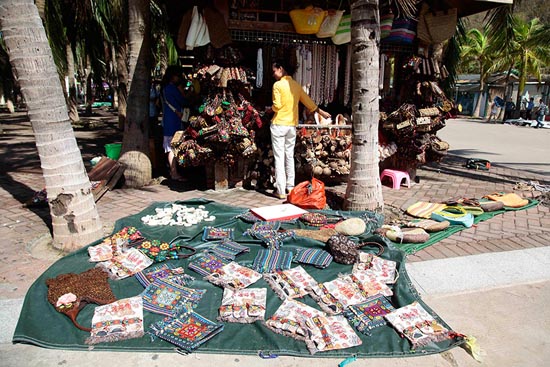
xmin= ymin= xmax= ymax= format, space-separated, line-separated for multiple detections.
xmin=272 ymin=76 xmax=317 ymax=126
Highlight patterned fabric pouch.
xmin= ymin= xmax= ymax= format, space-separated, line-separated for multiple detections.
xmin=322 ymin=275 xmax=369 ymax=308
xmin=187 ymin=251 xmax=230 ymax=277
xmin=96 ymin=248 xmax=154 ymax=280
xmin=210 ymin=239 xmax=250 ymax=260
xmin=149 ymin=312 xmax=224 ymax=353
xmin=308 ymin=282 xmax=345 ymax=315
xmin=234 ymin=210 xmax=262 ymax=223
xmin=141 ymin=277 xmax=206 ymax=317
xmin=253 ymin=230 xmax=295 ymax=250
xmin=136 ymin=239 xmax=196 ymax=263
xmin=350 ymin=268 xmax=394 ymax=297
xmin=88 ymin=226 xmax=144 ymax=262
xmin=264 ymin=265 xmax=317 ymax=300
xmin=354 ymin=254 xmax=398 ymax=284
xmin=204 ymin=262 xmax=262 ymax=290
xmin=46 ymin=267 xmax=117 ymax=332
xmin=134 ymin=263 xmax=194 ymax=288
xmin=244 ymin=221 xmax=281 ymax=235
xmin=344 ymin=295 xmax=395 ymax=335
xmin=265 ymin=298 xmax=326 ymax=341
xmin=293 ymin=247 xmax=333 ymax=269
xmin=304 ymin=315 xmax=362 ymax=354
xmin=384 ymin=301 xmax=453 ymax=348
xmin=251 ymin=248 xmax=294 ymax=273
xmin=300 ymin=212 xmax=328 ymax=227
xmin=202 ymin=226 xmax=234 ymax=241
xmin=218 ymin=288 xmax=267 ymax=323
xmin=86 ymin=296 xmax=144 ymax=345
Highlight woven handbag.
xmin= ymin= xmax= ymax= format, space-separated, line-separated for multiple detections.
xmin=290 ymin=6 xmax=327 ymax=35
xmin=326 ymin=234 xmax=384 ymax=265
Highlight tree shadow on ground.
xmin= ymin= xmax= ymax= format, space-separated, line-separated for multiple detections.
xmin=0 ymin=173 xmax=52 ymax=232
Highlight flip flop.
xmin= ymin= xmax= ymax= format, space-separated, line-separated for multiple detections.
xmin=431 ymin=206 xmax=474 ymax=228
xmin=405 ymin=219 xmax=450 ymax=232
xmin=406 ymin=201 xmax=447 ymax=218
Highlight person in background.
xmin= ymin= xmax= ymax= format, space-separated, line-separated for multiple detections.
xmin=503 ymin=98 xmax=515 ymax=122
xmin=487 ymin=101 xmax=499 ymax=123
xmin=526 ymin=97 xmax=535 ymax=120
xmin=535 ymin=99 xmax=547 ymax=129
xmin=270 ymin=59 xmax=331 ymax=200
xmin=161 ymin=65 xmax=189 ymax=181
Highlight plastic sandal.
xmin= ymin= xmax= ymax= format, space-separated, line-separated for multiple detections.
xmin=431 ymin=206 xmax=474 ymax=228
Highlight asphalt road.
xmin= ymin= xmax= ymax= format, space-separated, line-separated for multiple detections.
xmin=438 ymin=118 xmax=550 ymax=177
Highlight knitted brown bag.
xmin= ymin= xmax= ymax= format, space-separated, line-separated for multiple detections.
xmin=46 ymin=267 xmax=116 ymax=331
xmin=326 ymin=234 xmax=384 ymax=265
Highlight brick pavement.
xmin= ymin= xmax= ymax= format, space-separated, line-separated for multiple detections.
xmin=1 ymin=111 xmax=548 ymax=300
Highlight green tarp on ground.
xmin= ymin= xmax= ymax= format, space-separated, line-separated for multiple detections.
xmin=391 ymin=200 xmax=539 ymax=254
xmin=13 ymin=198 xmax=463 ymax=358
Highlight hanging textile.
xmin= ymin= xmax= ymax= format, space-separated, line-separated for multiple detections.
xmin=256 ymin=48 xmax=263 ymax=88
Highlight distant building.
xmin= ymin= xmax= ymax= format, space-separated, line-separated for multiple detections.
xmin=455 ymin=73 xmax=550 ymax=117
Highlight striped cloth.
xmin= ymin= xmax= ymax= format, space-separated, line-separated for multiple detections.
xmin=210 ymin=239 xmax=250 ymax=260
xmin=292 ymin=247 xmax=333 ymax=269
xmin=406 ymin=201 xmax=447 ymax=219
xmin=252 ymin=249 xmax=294 ymax=274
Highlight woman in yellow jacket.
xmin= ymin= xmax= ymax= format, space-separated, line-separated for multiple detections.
xmin=270 ymin=59 xmax=331 ymax=199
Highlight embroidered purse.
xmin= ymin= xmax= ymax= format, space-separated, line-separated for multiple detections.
xmin=326 ymin=234 xmax=384 ymax=265
xmin=202 ymin=226 xmax=234 ymax=241
xmin=251 ymin=248 xmax=294 ymax=273
xmin=218 ymin=288 xmax=267 ymax=323
xmin=344 ymin=295 xmax=395 ymax=336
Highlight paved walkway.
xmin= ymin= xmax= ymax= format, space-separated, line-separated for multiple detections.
xmin=1 ymin=111 xmax=549 ymax=366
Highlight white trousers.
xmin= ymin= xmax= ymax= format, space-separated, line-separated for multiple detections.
xmin=270 ymin=124 xmax=297 ymax=195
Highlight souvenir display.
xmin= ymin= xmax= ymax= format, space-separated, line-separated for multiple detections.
xmin=218 ymin=288 xmax=267 ymax=323
xmin=142 ymin=277 xmax=206 ymax=317
xmin=344 ymin=295 xmax=395 ymax=335
xmin=209 ymin=239 xmax=250 ymax=260
xmin=385 ymin=301 xmax=454 ymax=348
xmin=187 ymin=251 xmax=231 ymax=277
xmin=96 ymin=248 xmax=154 ymax=280
xmin=251 ymin=248 xmax=294 ymax=273
xmin=304 ymin=314 xmax=362 ymax=354
xmin=150 ymin=312 xmax=224 ymax=353
xmin=86 ymin=296 xmax=144 ymax=344
xmin=88 ymin=226 xmax=144 ymax=262
xmin=264 ymin=265 xmax=317 ymax=300
xmin=134 ymin=263 xmax=194 ymax=288
xmin=292 ymin=247 xmax=333 ymax=269
xmin=202 ymin=226 xmax=235 ymax=241
xmin=265 ymin=298 xmax=326 ymax=341
xmin=204 ymin=262 xmax=262 ymax=290
xmin=354 ymin=254 xmax=398 ymax=284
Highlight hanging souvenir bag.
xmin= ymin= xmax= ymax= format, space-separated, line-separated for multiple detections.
xmin=385 ymin=18 xmax=418 ymax=45
xmin=429 ymin=135 xmax=450 ymax=154
xmin=290 ymin=6 xmax=327 ymax=35
xmin=316 ymin=10 xmax=344 ymax=38
xmin=331 ymin=13 xmax=351 ymax=45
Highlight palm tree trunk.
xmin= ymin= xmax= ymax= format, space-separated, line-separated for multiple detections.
xmin=116 ymin=43 xmax=128 ymax=129
xmin=344 ymin=0 xmax=384 ymax=212
xmin=66 ymin=43 xmax=80 ymax=122
xmin=0 ymin=0 xmax=102 ymax=251
xmin=119 ymin=0 xmax=152 ymax=188
xmin=515 ymin=52 xmax=528 ymax=110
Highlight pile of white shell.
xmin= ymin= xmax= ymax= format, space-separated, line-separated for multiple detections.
xmin=141 ymin=204 xmax=216 ymax=227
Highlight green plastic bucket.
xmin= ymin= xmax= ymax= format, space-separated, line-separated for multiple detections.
xmin=105 ymin=143 xmax=122 ymax=160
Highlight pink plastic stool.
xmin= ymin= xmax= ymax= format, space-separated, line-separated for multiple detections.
xmin=380 ymin=169 xmax=411 ymax=190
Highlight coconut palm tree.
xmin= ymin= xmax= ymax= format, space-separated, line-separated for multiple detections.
xmin=460 ymin=28 xmax=493 ymax=117
xmin=0 ymin=0 xmax=103 ymax=251
xmin=508 ymin=17 xmax=550 ymax=108
xmin=343 ymin=0 xmax=384 ymax=212
xmin=119 ymin=0 xmax=153 ymax=188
